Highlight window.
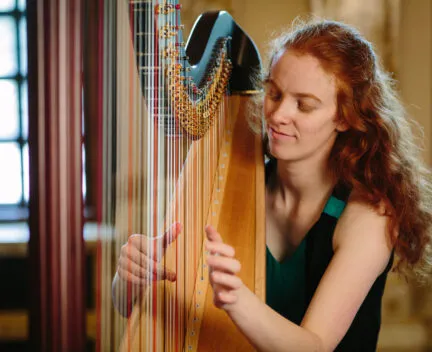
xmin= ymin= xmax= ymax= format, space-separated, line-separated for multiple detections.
xmin=0 ymin=0 xmax=28 ymax=222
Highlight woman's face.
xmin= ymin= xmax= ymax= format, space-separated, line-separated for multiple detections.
xmin=264 ymin=49 xmax=344 ymax=163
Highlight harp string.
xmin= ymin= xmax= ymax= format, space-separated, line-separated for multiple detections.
xmin=166 ymin=1 xmax=174 ymax=348
xmin=97 ymin=0 xmax=234 ymax=350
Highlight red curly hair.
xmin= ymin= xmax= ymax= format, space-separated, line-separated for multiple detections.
xmin=256 ymin=19 xmax=432 ymax=282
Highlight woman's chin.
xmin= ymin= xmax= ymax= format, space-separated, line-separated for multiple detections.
xmin=268 ymin=146 xmax=294 ymax=161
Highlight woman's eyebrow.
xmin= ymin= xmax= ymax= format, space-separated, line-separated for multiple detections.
xmin=263 ymin=78 xmax=282 ymax=93
xmin=263 ymin=77 xmax=277 ymax=87
xmin=263 ymin=78 xmax=322 ymax=104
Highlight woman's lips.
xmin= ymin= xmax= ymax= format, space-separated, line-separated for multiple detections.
xmin=269 ymin=127 xmax=296 ymax=140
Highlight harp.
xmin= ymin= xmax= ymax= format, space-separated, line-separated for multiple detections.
xmin=97 ymin=2 xmax=266 ymax=351
xmin=28 ymin=0 xmax=264 ymax=350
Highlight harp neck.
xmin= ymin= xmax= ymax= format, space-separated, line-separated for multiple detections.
xmin=129 ymin=1 xmax=234 ymax=140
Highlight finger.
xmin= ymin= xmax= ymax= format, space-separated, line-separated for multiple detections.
xmin=151 ymin=261 xmax=177 ymax=282
xmin=117 ymin=268 xmax=147 ymax=286
xmin=217 ymin=291 xmax=238 ymax=304
xmin=205 ymin=241 xmax=235 ymax=257
xmin=151 ymin=222 xmax=182 ymax=261
xmin=127 ymin=234 xmax=151 ymax=255
xmin=120 ymin=246 xmax=176 ymax=281
xmin=162 ymin=222 xmax=182 ymax=248
xmin=121 ymin=243 xmax=150 ymax=267
xmin=126 ymin=222 xmax=182 ymax=259
xmin=214 ymin=290 xmax=238 ymax=307
xmin=118 ymin=257 xmax=149 ymax=279
xmin=131 ymin=256 xmax=176 ymax=282
xmin=205 ymin=225 xmax=223 ymax=243
xmin=126 ymin=234 xmax=167 ymax=262
xmin=210 ymin=272 xmax=242 ymax=290
xmin=207 ymin=255 xmax=241 ymax=274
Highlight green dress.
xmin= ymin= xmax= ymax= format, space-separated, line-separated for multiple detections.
xmin=265 ymin=159 xmax=393 ymax=351
xmin=266 ymin=193 xmax=346 ymax=324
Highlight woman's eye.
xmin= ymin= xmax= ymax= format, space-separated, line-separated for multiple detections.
xmin=297 ymin=101 xmax=315 ymax=113
xmin=267 ymin=91 xmax=281 ymax=101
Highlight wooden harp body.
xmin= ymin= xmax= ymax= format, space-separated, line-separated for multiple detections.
xmin=120 ymin=95 xmax=266 ymax=351
xmin=97 ymin=2 xmax=265 ymax=351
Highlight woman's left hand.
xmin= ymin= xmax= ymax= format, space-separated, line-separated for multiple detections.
xmin=205 ymin=225 xmax=244 ymax=310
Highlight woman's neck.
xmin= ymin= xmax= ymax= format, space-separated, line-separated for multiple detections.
xmin=271 ymin=155 xmax=335 ymax=206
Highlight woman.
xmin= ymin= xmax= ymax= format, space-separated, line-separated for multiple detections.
xmin=113 ymin=19 xmax=432 ymax=351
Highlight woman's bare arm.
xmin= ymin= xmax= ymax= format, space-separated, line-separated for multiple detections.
xmin=205 ymin=199 xmax=393 ymax=351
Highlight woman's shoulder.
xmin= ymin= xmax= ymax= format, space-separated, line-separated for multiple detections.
xmin=333 ymin=188 xmax=394 ymax=273
xmin=344 ymin=188 xmax=389 ymax=218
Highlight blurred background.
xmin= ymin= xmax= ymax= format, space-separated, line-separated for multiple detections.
xmin=0 ymin=0 xmax=430 ymax=351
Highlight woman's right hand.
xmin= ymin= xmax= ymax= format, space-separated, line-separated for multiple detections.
xmin=116 ymin=222 xmax=182 ymax=285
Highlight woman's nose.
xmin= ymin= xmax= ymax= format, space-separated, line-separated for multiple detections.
xmin=267 ymin=101 xmax=294 ymax=125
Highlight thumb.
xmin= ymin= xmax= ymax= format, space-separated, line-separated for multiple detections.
xmin=162 ymin=221 xmax=182 ymax=249
xmin=149 ymin=222 xmax=182 ymax=262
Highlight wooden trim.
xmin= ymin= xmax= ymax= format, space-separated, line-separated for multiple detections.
xmin=254 ymin=131 xmax=265 ymax=302
xmin=0 ymin=310 xmax=27 ymax=341
xmin=0 ymin=310 xmax=97 ymax=341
